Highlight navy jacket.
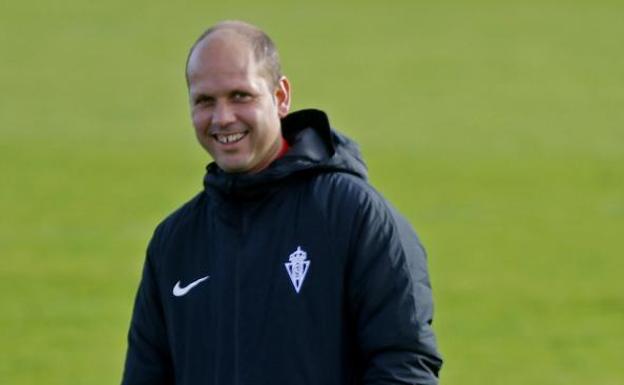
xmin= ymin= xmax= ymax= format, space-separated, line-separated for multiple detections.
xmin=121 ymin=109 xmax=442 ymax=385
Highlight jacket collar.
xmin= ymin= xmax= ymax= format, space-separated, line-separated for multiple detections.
xmin=203 ymin=109 xmax=366 ymax=200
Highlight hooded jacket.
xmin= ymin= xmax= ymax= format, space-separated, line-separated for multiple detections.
xmin=121 ymin=109 xmax=442 ymax=385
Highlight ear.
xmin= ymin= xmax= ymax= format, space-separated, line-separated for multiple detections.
xmin=274 ymin=76 xmax=291 ymax=118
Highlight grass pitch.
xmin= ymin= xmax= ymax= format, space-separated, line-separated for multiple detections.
xmin=1 ymin=1 xmax=622 ymax=384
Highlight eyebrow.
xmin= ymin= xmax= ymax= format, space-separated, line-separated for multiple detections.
xmin=193 ymin=88 xmax=254 ymax=99
xmin=192 ymin=93 xmax=213 ymax=101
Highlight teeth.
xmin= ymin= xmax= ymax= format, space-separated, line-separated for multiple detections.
xmin=216 ymin=132 xmax=246 ymax=144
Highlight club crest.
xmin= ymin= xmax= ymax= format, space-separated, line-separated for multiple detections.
xmin=284 ymin=246 xmax=310 ymax=293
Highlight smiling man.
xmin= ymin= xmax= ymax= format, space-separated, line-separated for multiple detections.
xmin=187 ymin=26 xmax=291 ymax=173
xmin=121 ymin=21 xmax=442 ymax=385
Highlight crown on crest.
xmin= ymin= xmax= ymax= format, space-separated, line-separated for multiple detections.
xmin=289 ymin=246 xmax=307 ymax=262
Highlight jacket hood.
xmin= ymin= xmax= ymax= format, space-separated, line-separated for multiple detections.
xmin=203 ymin=109 xmax=368 ymax=199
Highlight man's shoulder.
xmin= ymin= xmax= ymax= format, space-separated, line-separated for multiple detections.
xmin=317 ymin=169 xmax=390 ymax=201
xmin=309 ymin=170 xmax=375 ymax=198
xmin=304 ymin=170 xmax=394 ymax=220
xmin=312 ymin=170 xmax=417 ymax=233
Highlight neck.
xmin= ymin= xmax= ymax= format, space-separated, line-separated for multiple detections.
xmin=247 ymin=136 xmax=288 ymax=174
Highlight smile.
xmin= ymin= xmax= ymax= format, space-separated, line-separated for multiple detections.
xmin=213 ymin=132 xmax=248 ymax=144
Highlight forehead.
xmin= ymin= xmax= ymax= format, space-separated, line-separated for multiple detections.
xmin=187 ymin=32 xmax=262 ymax=87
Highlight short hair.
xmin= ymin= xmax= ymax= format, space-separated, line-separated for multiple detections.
xmin=185 ymin=20 xmax=282 ymax=88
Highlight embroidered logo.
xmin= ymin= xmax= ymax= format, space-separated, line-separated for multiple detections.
xmin=284 ymin=246 xmax=310 ymax=293
xmin=172 ymin=276 xmax=210 ymax=297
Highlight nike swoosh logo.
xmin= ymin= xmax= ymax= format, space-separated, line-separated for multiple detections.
xmin=172 ymin=275 xmax=210 ymax=297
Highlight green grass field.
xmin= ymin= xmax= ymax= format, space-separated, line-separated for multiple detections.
xmin=1 ymin=1 xmax=622 ymax=384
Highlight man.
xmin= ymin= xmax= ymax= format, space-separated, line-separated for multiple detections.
xmin=121 ymin=20 xmax=442 ymax=385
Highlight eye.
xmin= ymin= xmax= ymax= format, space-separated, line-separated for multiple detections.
xmin=194 ymin=95 xmax=214 ymax=107
xmin=231 ymin=91 xmax=253 ymax=102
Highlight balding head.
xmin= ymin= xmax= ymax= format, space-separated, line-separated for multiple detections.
xmin=185 ymin=21 xmax=282 ymax=89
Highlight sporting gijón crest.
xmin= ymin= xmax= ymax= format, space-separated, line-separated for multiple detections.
xmin=284 ymin=246 xmax=310 ymax=293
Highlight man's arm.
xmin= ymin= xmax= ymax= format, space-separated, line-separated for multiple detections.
xmin=121 ymin=240 xmax=174 ymax=385
xmin=347 ymin=196 xmax=443 ymax=384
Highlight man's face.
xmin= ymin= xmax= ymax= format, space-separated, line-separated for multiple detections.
xmin=187 ymin=32 xmax=290 ymax=174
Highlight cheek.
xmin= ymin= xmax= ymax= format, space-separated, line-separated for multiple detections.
xmin=246 ymin=102 xmax=276 ymax=129
xmin=191 ymin=110 xmax=211 ymax=131
xmin=234 ymin=106 xmax=257 ymax=125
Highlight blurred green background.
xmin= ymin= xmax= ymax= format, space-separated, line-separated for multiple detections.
xmin=1 ymin=0 xmax=622 ymax=384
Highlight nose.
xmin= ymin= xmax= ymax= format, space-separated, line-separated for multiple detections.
xmin=211 ymin=101 xmax=236 ymax=129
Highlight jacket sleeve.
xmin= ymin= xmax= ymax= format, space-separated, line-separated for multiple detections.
xmin=346 ymin=195 xmax=443 ymax=384
xmin=121 ymin=235 xmax=174 ymax=385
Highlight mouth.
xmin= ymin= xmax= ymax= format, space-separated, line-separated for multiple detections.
xmin=212 ymin=131 xmax=248 ymax=145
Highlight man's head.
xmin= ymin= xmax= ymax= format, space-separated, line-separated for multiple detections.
xmin=186 ymin=21 xmax=291 ymax=174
